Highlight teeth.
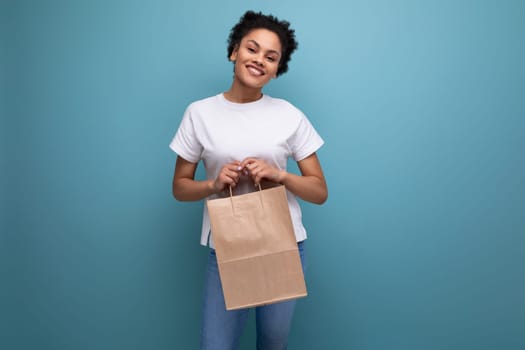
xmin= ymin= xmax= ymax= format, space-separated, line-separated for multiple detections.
xmin=247 ymin=66 xmax=263 ymax=76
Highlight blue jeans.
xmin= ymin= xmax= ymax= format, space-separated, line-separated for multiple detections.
xmin=200 ymin=241 xmax=306 ymax=350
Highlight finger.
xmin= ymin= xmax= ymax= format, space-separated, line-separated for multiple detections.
xmin=219 ymin=169 xmax=235 ymax=181
xmin=220 ymin=176 xmax=235 ymax=188
xmin=240 ymin=158 xmax=257 ymax=168
xmin=232 ymin=161 xmax=242 ymax=171
xmin=248 ymin=162 xmax=260 ymax=170
xmin=228 ymin=178 xmax=238 ymax=188
xmin=223 ymin=161 xmax=240 ymax=171
xmin=251 ymin=168 xmax=260 ymax=178
xmin=225 ymin=163 xmax=240 ymax=172
xmin=223 ymin=163 xmax=240 ymax=174
xmin=224 ymin=170 xmax=239 ymax=183
xmin=232 ymin=168 xmax=242 ymax=181
xmin=225 ymin=166 xmax=240 ymax=175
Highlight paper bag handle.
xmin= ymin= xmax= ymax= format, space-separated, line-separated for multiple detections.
xmin=228 ymin=184 xmax=264 ymax=213
xmin=228 ymin=183 xmax=262 ymax=197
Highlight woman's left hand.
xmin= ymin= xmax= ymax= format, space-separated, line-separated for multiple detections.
xmin=240 ymin=158 xmax=285 ymax=185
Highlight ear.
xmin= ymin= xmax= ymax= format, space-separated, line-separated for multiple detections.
xmin=230 ymin=46 xmax=239 ymax=61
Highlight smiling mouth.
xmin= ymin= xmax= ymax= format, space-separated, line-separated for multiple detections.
xmin=246 ymin=65 xmax=264 ymax=76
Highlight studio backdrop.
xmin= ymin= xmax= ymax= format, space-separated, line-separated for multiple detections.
xmin=2 ymin=0 xmax=524 ymax=349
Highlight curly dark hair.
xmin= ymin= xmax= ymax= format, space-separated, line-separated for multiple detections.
xmin=227 ymin=11 xmax=298 ymax=77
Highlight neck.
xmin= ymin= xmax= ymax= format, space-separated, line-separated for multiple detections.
xmin=224 ymin=82 xmax=263 ymax=103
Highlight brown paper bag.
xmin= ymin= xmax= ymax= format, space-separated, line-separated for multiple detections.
xmin=206 ymin=185 xmax=307 ymax=310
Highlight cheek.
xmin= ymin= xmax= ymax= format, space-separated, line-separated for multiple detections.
xmin=270 ymin=65 xmax=279 ymax=77
xmin=234 ymin=61 xmax=243 ymax=74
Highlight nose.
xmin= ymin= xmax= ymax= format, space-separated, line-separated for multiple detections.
xmin=253 ymin=54 xmax=264 ymax=66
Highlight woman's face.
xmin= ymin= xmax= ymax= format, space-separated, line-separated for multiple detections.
xmin=230 ymin=28 xmax=282 ymax=90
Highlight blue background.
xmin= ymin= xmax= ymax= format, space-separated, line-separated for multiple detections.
xmin=2 ymin=0 xmax=524 ymax=349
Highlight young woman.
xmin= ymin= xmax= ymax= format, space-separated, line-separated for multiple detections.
xmin=170 ymin=10 xmax=327 ymax=350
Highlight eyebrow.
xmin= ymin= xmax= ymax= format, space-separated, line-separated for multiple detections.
xmin=246 ymin=40 xmax=281 ymax=56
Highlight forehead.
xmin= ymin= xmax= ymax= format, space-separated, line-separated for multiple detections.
xmin=242 ymin=28 xmax=282 ymax=53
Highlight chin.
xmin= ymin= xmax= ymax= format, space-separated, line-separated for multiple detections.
xmin=238 ymin=77 xmax=266 ymax=90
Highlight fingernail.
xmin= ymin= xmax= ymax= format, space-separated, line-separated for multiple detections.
xmin=237 ymin=166 xmax=242 ymax=171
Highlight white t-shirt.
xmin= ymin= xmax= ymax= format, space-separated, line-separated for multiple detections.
xmin=169 ymin=93 xmax=324 ymax=248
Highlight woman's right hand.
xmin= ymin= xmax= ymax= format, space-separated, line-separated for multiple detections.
xmin=211 ymin=161 xmax=242 ymax=193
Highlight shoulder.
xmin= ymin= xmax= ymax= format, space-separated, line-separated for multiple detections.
xmin=263 ymin=95 xmax=305 ymax=119
xmin=180 ymin=95 xmax=224 ymax=126
xmin=185 ymin=94 xmax=220 ymax=113
xmin=264 ymin=95 xmax=299 ymax=110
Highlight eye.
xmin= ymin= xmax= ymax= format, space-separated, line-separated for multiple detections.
xmin=247 ymin=47 xmax=256 ymax=53
xmin=267 ymin=57 xmax=276 ymax=62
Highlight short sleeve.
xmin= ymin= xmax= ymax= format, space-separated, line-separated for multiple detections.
xmin=169 ymin=107 xmax=202 ymax=163
xmin=288 ymin=113 xmax=324 ymax=161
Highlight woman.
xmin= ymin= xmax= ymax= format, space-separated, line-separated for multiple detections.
xmin=170 ymin=10 xmax=327 ymax=350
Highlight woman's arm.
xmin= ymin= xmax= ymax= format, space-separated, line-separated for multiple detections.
xmin=241 ymin=153 xmax=328 ymax=204
xmin=282 ymin=153 xmax=328 ymax=204
xmin=172 ymin=156 xmax=242 ymax=201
